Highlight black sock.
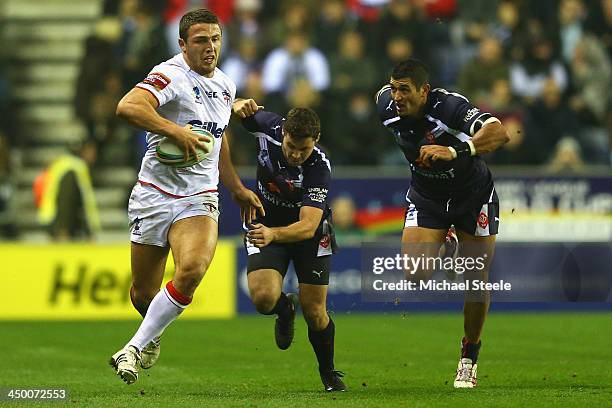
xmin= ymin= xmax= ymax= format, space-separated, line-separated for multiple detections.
xmin=308 ymin=317 xmax=335 ymax=373
xmin=462 ymin=337 xmax=481 ymax=364
xmin=263 ymin=292 xmax=291 ymax=319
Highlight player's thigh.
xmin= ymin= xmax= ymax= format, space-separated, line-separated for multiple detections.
xmin=247 ymin=269 xmax=284 ymax=300
xmin=402 ymin=227 xmax=447 ymax=280
xmin=168 ymin=215 xmax=218 ymax=292
xmin=456 ymin=230 xmax=496 ymax=276
xmin=130 ymin=242 xmax=170 ymax=296
xmin=457 ymin=230 xmax=496 ymax=302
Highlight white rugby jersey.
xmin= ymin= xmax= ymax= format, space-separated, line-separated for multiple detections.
xmin=135 ymin=53 xmax=236 ymax=197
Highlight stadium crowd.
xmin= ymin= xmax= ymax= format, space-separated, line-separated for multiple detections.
xmin=76 ymin=0 xmax=612 ymax=168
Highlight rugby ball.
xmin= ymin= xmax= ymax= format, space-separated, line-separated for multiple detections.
xmin=156 ymin=127 xmax=214 ymax=168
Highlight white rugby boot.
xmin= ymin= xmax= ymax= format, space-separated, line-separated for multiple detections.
xmin=140 ymin=336 xmax=161 ymax=369
xmin=109 ymin=346 xmax=141 ymax=384
xmin=454 ymin=357 xmax=478 ymax=388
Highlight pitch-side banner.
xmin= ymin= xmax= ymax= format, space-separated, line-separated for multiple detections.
xmin=219 ymin=174 xmax=611 ymax=241
xmin=0 ymin=243 xmax=236 ymax=319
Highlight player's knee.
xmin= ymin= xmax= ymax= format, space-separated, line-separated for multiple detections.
xmin=174 ymin=261 xmax=207 ymax=295
xmin=301 ymin=302 xmax=327 ymax=330
xmin=131 ymin=286 xmax=157 ymax=306
xmin=250 ymin=289 xmax=278 ymax=314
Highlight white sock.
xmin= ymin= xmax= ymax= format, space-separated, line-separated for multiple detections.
xmin=126 ymin=281 xmax=191 ymax=351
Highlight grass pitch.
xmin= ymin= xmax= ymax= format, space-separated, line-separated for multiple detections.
xmin=2 ymin=313 xmax=611 ymax=407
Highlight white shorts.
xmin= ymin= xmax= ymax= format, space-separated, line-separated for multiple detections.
xmin=128 ymin=182 xmax=220 ymax=247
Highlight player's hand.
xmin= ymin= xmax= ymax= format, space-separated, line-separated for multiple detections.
xmin=417 ymin=145 xmax=454 ymax=167
xmin=232 ymin=187 xmax=265 ymax=224
xmin=232 ymin=99 xmax=264 ymax=118
xmin=247 ymin=223 xmax=274 ymax=247
xmin=174 ymin=124 xmax=213 ymax=160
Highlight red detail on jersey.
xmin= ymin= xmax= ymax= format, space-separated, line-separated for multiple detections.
xmin=267 ymin=182 xmax=281 ymax=194
xmin=319 ymin=234 xmax=330 ymax=249
xmin=141 ymin=72 xmax=171 ymax=91
xmin=165 ymin=281 xmax=192 ymax=306
xmin=478 ymin=212 xmax=489 ymax=229
xmin=425 ymin=131 xmax=436 ymax=144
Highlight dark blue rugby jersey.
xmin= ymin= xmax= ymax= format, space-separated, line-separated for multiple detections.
xmin=376 ymin=86 xmax=495 ymax=200
xmin=241 ymin=111 xmax=332 ymax=227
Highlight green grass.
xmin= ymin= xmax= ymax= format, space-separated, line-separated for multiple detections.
xmin=2 ymin=313 xmax=612 ymax=407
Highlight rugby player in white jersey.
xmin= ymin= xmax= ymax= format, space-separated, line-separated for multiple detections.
xmin=108 ymin=9 xmax=263 ymax=384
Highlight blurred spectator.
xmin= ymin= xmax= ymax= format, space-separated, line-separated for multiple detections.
xmin=221 ymin=37 xmax=261 ymax=93
xmin=35 ymin=141 xmax=101 ymax=241
xmin=226 ymin=0 xmax=264 ymax=53
xmin=558 ymin=0 xmax=586 ymax=63
xmin=329 ymin=30 xmax=378 ymax=95
xmin=331 ymin=195 xmax=364 ymax=243
xmin=457 ymin=36 xmax=509 ymax=103
xmin=261 ymin=31 xmax=330 ymax=106
xmin=0 ymin=132 xmax=18 ymax=239
xmin=374 ymin=0 xmax=430 ymax=65
xmin=74 ymin=18 xmax=123 ymax=144
xmin=120 ymin=3 xmax=170 ymax=91
xmin=568 ymin=34 xmax=611 ymax=163
xmin=489 ymin=0 xmax=532 ymax=61
xmin=382 ymin=36 xmax=415 ymax=75
xmin=457 ymin=0 xmax=499 ymax=41
xmin=547 ymin=136 xmax=585 ymax=172
xmin=313 ymin=0 xmax=359 ymax=55
xmin=525 ymin=79 xmax=580 ymax=163
xmin=569 ymin=34 xmax=611 ymax=123
xmin=480 ymin=79 xmax=538 ymax=165
xmin=510 ymin=36 xmax=568 ymax=101
xmin=325 ymin=93 xmax=391 ymax=165
xmin=266 ymin=2 xmax=313 ymax=48
xmin=584 ymin=0 xmax=612 ymax=59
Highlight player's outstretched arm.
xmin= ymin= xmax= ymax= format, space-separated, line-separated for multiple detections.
xmin=116 ymin=88 xmax=211 ymax=159
xmin=218 ymin=134 xmax=264 ymax=224
xmin=232 ymin=98 xmax=264 ymax=118
xmin=247 ymin=206 xmax=323 ymax=247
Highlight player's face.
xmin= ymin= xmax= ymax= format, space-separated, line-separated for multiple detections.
xmin=282 ymin=132 xmax=318 ymax=166
xmin=179 ymin=23 xmax=222 ymax=78
xmin=389 ymin=78 xmax=429 ymax=117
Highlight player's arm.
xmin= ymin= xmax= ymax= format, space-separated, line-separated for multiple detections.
xmin=419 ymin=120 xmax=511 ymax=164
xmin=248 ymin=206 xmax=323 ymax=246
xmin=232 ymin=98 xmax=264 ymax=118
xmin=418 ymin=92 xmax=510 ymax=164
xmin=218 ymin=133 xmax=264 ymax=224
xmin=116 ymin=88 xmax=211 ymax=159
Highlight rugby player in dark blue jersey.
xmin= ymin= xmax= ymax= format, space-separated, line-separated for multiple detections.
xmin=375 ymin=59 xmax=511 ymax=388
xmin=232 ymin=100 xmax=346 ymax=392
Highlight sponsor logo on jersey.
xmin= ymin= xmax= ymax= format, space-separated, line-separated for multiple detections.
xmin=192 ymin=86 xmax=203 ymax=104
xmin=222 ymin=90 xmax=231 ymax=106
xmin=204 ymin=90 xmax=218 ymax=98
xmin=478 ymin=212 xmax=489 ymax=229
xmin=319 ymin=234 xmax=330 ymax=249
xmin=142 ymin=72 xmax=171 ymax=91
xmin=464 ymin=107 xmax=480 ymax=122
xmin=187 ymin=120 xmax=227 ymax=138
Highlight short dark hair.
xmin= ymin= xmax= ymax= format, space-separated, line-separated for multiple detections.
xmin=283 ymin=108 xmax=320 ymax=140
xmin=179 ymin=9 xmax=220 ymax=41
xmin=391 ymin=59 xmax=430 ymax=89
